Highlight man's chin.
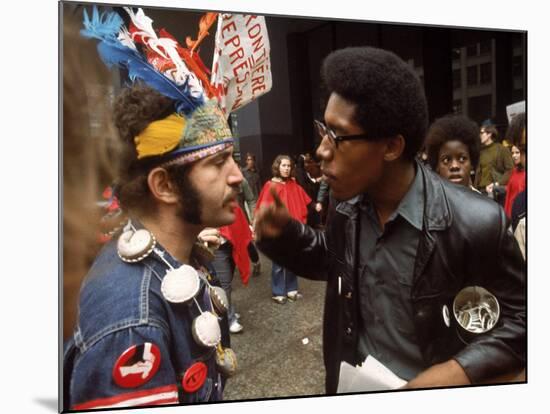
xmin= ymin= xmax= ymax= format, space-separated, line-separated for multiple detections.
xmin=330 ymin=188 xmax=361 ymax=203
xmin=208 ymin=211 xmax=236 ymax=228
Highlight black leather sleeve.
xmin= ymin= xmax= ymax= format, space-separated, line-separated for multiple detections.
xmin=453 ymin=207 xmax=526 ymax=382
xmin=256 ymin=219 xmax=330 ymax=281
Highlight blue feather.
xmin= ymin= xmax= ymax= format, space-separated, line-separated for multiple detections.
xmin=80 ymin=6 xmax=123 ymax=41
xmin=80 ymin=6 xmax=203 ymax=115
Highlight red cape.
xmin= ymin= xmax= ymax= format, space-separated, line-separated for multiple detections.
xmin=504 ymin=168 xmax=526 ymax=218
xmin=255 ymin=179 xmax=312 ymax=224
xmin=219 ymin=205 xmax=253 ymax=286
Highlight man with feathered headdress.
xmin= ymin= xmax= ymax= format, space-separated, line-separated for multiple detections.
xmin=63 ymin=7 xmax=247 ymax=409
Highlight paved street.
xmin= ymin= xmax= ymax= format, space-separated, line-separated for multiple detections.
xmin=223 ymin=252 xmax=327 ymax=401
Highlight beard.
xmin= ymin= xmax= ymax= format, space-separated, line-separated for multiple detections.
xmin=166 ymin=163 xmax=203 ymax=225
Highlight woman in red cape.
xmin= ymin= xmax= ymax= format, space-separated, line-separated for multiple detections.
xmin=504 ymin=144 xmax=526 ymax=218
xmin=255 ymin=155 xmax=311 ymax=304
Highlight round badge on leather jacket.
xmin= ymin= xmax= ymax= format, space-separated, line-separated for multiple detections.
xmin=453 ymin=286 xmax=500 ymax=335
xmin=117 ymin=229 xmax=156 ymax=263
xmin=161 ymin=265 xmax=201 ymax=303
xmin=192 ymin=311 xmax=221 ymax=348
xmin=442 ymin=304 xmax=451 ymax=328
xmin=112 ymin=342 xmax=161 ymax=388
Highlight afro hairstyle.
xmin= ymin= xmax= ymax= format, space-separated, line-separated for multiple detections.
xmin=320 ymin=47 xmax=429 ymax=160
xmin=425 ymin=114 xmax=480 ymax=171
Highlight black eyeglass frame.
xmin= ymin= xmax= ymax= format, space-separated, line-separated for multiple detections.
xmin=314 ymin=120 xmax=373 ymax=148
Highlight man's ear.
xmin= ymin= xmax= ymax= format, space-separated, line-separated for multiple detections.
xmin=147 ymin=167 xmax=179 ymax=205
xmin=383 ymin=134 xmax=406 ymax=162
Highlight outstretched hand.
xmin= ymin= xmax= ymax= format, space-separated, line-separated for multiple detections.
xmin=254 ymin=185 xmax=291 ymax=240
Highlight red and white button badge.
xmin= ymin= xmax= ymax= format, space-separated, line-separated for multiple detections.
xmin=182 ymin=362 xmax=208 ymax=393
xmin=113 ymin=342 xmax=162 ymax=388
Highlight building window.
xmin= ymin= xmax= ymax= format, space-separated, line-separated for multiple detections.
xmin=467 ymin=66 xmax=478 ymax=86
xmin=452 ymin=69 xmax=461 ymax=89
xmin=452 ymin=47 xmax=461 ymax=61
xmin=480 ymin=63 xmax=492 ymax=84
xmin=512 ymin=55 xmax=523 ymax=77
xmin=479 ymin=39 xmax=492 ymax=55
xmin=468 ymin=95 xmax=492 ymax=124
xmin=512 ymin=89 xmax=525 ymax=102
xmin=453 ymin=100 xmax=462 ymax=114
xmin=512 ymin=35 xmax=523 ymax=49
xmin=466 ymin=44 xmax=478 ymax=57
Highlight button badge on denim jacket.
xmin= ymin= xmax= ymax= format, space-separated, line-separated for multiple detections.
xmin=112 ymin=343 xmax=162 ymax=388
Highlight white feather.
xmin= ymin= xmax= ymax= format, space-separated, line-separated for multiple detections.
xmin=117 ymin=26 xmax=137 ymax=50
xmin=123 ymin=7 xmax=204 ymax=96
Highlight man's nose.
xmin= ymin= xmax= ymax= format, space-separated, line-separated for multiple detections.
xmin=316 ymin=136 xmax=332 ymax=161
xmin=228 ymin=160 xmax=243 ymax=185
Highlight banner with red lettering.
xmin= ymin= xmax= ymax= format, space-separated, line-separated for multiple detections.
xmin=211 ymin=14 xmax=272 ymax=116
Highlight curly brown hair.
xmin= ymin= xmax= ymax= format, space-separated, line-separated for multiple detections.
xmin=114 ymin=83 xmax=175 ymax=145
xmin=271 ymin=154 xmax=295 ymax=178
xmin=113 ymin=84 xmax=175 ymax=216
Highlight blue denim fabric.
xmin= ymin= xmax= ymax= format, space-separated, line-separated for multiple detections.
xmin=63 ymin=237 xmax=225 ymax=410
xmin=271 ymin=262 xmax=298 ymax=296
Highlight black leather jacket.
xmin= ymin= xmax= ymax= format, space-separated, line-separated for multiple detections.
xmin=258 ymin=162 xmax=526 ymax=394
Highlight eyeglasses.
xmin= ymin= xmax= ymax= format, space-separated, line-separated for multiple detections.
xmin=314 ymin=120 xmax=372 ymax=149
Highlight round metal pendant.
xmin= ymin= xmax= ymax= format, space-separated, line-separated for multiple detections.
xmin=192 ymin=311 xmax=221 ymax=348
xmin=215 ymin=345 xmax=238 ymax=377
xmin=453 ymin=286 xmax=500 ymax=334
xmin=161 ymin=265 xmax=201 ymax=304
xmin=209 ymin=286 xmax=229 ymax=316
xmin=117 ymin=229 xmax=156 ymax=263
xmin=193 ymin=242 xmax=215 ymax=262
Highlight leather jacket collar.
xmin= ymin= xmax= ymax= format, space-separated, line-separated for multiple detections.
xmin=334 ymin=161 xmax=452 ymax=232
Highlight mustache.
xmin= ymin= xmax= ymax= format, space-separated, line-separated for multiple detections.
xmin=222 ymin=189 xmax=239 ymax=205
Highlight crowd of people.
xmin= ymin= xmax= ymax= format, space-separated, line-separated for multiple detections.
xmin=63 ymin=7 xmax=526 ymax=410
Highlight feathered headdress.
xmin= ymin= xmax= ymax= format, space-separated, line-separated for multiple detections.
xmin=80 ymin=6 xmax=232 ymax=164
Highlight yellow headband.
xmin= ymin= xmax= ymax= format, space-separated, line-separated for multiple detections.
xmin=133 ymin=100 xmax=233 ymax=161
xmin=134 ymin=114 xmax=186 ymax=159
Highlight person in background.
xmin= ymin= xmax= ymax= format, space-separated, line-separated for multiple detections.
xmin=256 ymin=155 xmax=311 ymax=304
xmin=63 ymin=11 xmax=121 ymax=341
xmin=424 ymin=114 xmax=480 ymax=191
xmin=210 ymin=172 xmax=260 ymax=334
xmin=504 ymin=144 xmax=526 ymax=219
xmin=474 ymin=124 xmax=514 ymax=201
xmin=296 ymin=152 xmax=324 ymax=228
xmin=507 ymin=112 xmax=527 ymax=259
xmin=211 ymin=202 xmax=253 ymax=334
xmin=243 ymin=152 xmax=262 ymax=199
xmin=239 ymin=176 xmax=262 ymax=277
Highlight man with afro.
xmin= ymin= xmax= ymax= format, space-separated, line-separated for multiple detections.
xmin=255 ymin=46 xmax=525 ymax=393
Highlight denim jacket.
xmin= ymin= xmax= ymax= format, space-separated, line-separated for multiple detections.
xmin=63 ymin=230 xmax=226 ymax=410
